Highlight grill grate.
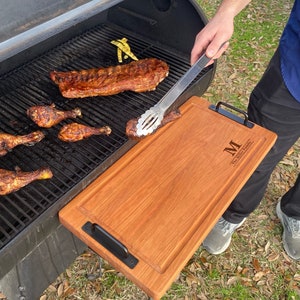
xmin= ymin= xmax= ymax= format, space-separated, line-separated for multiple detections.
xmin=0 ymin=23 xmax=207 ymax=249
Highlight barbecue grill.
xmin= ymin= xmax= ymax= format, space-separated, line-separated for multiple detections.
xmin=0 ymin=1 xmax=216 ymax=299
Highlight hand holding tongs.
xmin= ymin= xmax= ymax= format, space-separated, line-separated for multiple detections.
xmin=136 ymin=52 xmax=211 ymax=137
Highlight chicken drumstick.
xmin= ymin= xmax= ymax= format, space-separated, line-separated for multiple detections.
xmin=0 ymin=131 xmax=45 ymax=156
xmin=27 ymin=103 xmax=82 ymax=128
xmin=58 ymin=123 xmax=112 ymax=142
xmin=0 ymin=166 xmax=53 ymax=195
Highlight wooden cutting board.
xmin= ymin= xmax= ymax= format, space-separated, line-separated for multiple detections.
xmin=59 ymin=96 xmax=277 ymax=299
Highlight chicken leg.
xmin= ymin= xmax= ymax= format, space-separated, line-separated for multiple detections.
xmin=0 ymin=131 xmax=45 ymax=156
xmin=27 ymin=103 xmax=82 ymax=128
xmin=58 ymin=123 xmax=112 ymax=142
xmin=0 ymin=166 xmax=53 ymax=195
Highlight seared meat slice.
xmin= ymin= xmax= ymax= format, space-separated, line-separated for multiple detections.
xmin=0 ymin=131 xmax=45 ymax=156
xmin=27 ymin=103 xmax=82 ymax=128
xmin=0 ymin=166 xmax=53 ymax=195
xmin=50 ymin=58 xmax=169 ymax=98
xmin=58 ymin=123 xmax=112 ymax=142
xmin=126 ymin=109 xmax=181 ymax=140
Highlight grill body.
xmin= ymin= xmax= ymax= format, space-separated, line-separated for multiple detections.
xmin=0 ymin=1 xmax=215 ymax=299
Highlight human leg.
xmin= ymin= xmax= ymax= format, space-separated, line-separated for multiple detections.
xmin=223 ymin=48 xmax=300 ymax=223
xmin=276 ymin=173 xmax=300 ymax=260
xmin=202 ymin=49 xmax=300 ymax=255
xmin=281 ymin=173 xmax=300 ymax=220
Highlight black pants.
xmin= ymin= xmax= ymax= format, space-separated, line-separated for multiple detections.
xmin=223 ymin=48 xmax=300 ymax=223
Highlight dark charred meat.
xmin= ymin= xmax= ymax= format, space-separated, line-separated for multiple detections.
xmin=0 ymin=131 xmax=45 ymax=156
xmin=27 ymin=103 xmax=82 ymax=128
xmin=58 ymin=123 xmax=112 ymax=142
xmin=50 ymin=58 xmax=169 ymax=98
xmin=126 ymin=109 xmax=181 ymax=140
xmin=0 ymin=166 xmax=53 ymax=195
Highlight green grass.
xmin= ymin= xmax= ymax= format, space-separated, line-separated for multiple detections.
xmin=218 ymin=282 xmax=253 ymax=299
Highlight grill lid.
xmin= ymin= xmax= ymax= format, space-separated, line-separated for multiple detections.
xmin=0 ymin=0 xmax=123 ymax=63
xmin=0 ymin=0 xmax=90 ymax=42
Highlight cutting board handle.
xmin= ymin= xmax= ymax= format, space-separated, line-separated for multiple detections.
xmin=82 ymin=222 xmax=139 ymax=269
xmin=209 ymin=101 xmax=254 ymax=128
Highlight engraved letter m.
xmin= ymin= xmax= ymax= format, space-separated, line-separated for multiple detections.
xmin=223 ymin=140 xmax=242 ymax=156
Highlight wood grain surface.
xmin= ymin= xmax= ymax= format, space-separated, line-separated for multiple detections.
xmin=59 ymin=96 xmax=277 ymax=299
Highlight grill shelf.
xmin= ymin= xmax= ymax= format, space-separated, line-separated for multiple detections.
xmin=0 ymin=23 xmax=209 ymax=251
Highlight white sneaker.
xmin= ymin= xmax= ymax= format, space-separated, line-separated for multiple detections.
xmin=276 ymin=201 xmax=300 ymax=260
xmin=202 ymin=217 xmax=246 ymax=255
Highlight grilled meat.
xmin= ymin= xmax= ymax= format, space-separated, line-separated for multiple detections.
xmin=27 ymin=103 xmax=82 ymax=128
xmin=58 ymin=123 xmax=112 ymax=142
xmin=0 ymin=131 xmax=45 ymax=156
xmin=126 ymin=109 xmax=181 ymax=140
xmin=50 ymin=58 xmax=169 ymax=98
xmin=0 ymin=166 xmax=53 ymax=195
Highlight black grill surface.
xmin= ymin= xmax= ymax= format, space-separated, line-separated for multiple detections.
xmin=0 ymin=23 xmax=207 ymax=251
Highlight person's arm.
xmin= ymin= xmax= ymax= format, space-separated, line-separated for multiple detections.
xmin=190 ymin=0 xmax=251 ymax=65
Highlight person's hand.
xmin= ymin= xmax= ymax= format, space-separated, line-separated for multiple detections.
xmin=190 ymin=14 xmax=234 ymax=65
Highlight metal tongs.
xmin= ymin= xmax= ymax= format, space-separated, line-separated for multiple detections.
xmin=136 ymin=52 xmax=211 ymax=136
